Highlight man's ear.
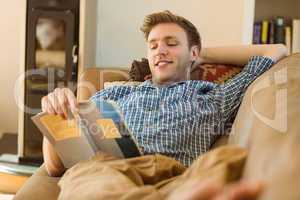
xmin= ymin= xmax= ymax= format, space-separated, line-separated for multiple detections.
xmin=190 ymin=45 xmax=200 ymax=62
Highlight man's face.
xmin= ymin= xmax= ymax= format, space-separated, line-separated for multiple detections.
xmin=147 ymin=23 xmax=198 ymax=85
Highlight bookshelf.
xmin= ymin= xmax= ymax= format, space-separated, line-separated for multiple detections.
xmin=255 ymin=0 xmax=300 ymax=21
xmin=253 ymin=0 xmax=300 ymax=54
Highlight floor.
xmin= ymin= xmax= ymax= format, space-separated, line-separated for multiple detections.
xmin=0 ymin=134 xmax=17 ymax=155
xmin=0 ymin=133 xmax=28 ymax=196
xmin=0 ymin=172 xmax=29 ymax=194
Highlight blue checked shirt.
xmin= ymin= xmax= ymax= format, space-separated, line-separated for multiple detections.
xmin=90 ymin=56 xmax=274 ymax=166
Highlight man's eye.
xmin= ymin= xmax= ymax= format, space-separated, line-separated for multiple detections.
xmin=168 ymin=43 xmax=178 ymax=46
xmin=149 ymin=45 xmax=157 ymax=50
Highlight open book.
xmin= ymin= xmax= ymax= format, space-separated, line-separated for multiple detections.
xmin=32 ymin=100 xmax=143 ymax=168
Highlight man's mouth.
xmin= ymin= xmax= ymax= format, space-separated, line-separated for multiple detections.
xmin=155 ymin=60 xmax=173 ymax=67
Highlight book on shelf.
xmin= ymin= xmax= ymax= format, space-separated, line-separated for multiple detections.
xmin=253 ymin=16 xmax=300 ymax=55
xmin=274 ymin=17 xmax=285 ymax=44
xmin=261 ymin=20 xmax=269 ymax=44
xmin=268 ymin=20 xmax=275 ymax=44
xmin=285 ymin=26 xmax=292 ymax=55
xmin=32 ymin=100 xmax=143 ymax=168
xmin=292 ymin=19 xmax=300 ymax=53
xmin=253 ymin=22 xmax=262 ymax=44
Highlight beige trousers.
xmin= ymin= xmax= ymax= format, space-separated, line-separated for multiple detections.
xmin=58 ymin=145 xmax=247 ymax=200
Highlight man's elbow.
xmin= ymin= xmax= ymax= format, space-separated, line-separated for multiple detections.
xmin=45 ymin=162 xmax=65 ymax=177
xmin=264 ymin=44 xmax=288 ymax=63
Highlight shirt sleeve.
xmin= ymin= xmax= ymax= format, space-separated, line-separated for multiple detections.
xmin=214 ymin=56 xmax=275 ymax=123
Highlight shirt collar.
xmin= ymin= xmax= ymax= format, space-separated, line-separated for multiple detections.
xmin=139 ymin=80 xmax=187 ymax=89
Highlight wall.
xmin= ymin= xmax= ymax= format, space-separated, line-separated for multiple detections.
xmin=0 ymin=1 xmax=26 ymax=136
xmin=95 ymin=0 xmax=255 ymax=68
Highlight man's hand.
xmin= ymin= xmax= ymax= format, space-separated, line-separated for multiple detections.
xmin=214 ymin=181 xmax=264 ymax=200
xmin=41 ymin=88 xmax=77 ymax=176
xmin=167 ymin=179 xmax=264 ymax=200
xmin=41 ymin=88 xmax=78 ymax=118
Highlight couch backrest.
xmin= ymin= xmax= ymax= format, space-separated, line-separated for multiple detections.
xmin=77 ymin=68 xmax=129 ymax=101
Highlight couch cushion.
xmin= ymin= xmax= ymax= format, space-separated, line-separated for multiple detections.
xmin=228 ymin=53 xmax=300 ymax=147
xmin=14 ymin=165 xmax=60 ymax=200
xmin=228 ymin=53 xmax=300 ymax=199
xmin=77 ymin=68 xmax=129 ymax=101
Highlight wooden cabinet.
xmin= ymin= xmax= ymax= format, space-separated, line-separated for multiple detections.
xmin=18 ymin=0 xmax=80 ymax=165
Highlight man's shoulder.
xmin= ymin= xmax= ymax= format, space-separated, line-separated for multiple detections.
xmin=90 ymin=84 xmax=140 ymax=101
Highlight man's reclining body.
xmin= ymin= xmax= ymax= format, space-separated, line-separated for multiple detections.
xmin=41 ymin=11 xmax=287 ymax=200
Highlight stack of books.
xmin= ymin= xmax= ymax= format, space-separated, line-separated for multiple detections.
xmin=253 ymin=17 xmax=300 ymax=55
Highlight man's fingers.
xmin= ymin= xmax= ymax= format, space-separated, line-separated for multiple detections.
xmin=188 ymin=180 xmax=222 ymax=200
xmin=63 ymin=88 xmax=78 ymax=113
xmin=47 ymin=92 xmax=64 ymax=116
xmin=41 ymin=96 xmax=56 ymax=114
xmin=229 ymin=181 xmax=264 ymax=200
xmin=213 ymin=181 xmax=265 ymax=200
xmin=41 ymin=88 xmax=77 ymax=117
xmin=55 ymin=88 xmax=68 ymax=118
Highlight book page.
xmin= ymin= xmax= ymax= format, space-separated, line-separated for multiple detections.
xmin=96 ymin=118 xmax=121 ymax=139
xmin=39 ymin=114 xmax=80 ymax=140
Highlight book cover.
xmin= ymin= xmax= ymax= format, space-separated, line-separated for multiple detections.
xmin=292 ymin=19 xmax=300 ymax=53
xmin=285 ymin=26 xmax=292 ymax=55
xmin=261 ymin=20 xmax=269 ymax=44
xmin=31 ymin=100 xmax=143 ymax=168
xmin=268 ymin=20 xmax=275 ymax=44
xmin=253 ymin=22 xmax=262 ymax=44
xmin=274 ymin=17 xmax=285 ymax=44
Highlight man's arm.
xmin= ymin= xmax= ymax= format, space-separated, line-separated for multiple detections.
xmin=199 ymin=44 xmax=288 ymax=66
xmin=41 ymin=88 xmax=77 ymax=177
xmin=41 ymin=86 xmax=130 ymax=176
xmin=43 ymin=138 xmax=65 ymax=177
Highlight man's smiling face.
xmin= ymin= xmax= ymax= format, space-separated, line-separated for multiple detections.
xmin=147 ymin=23 xmax=198 ymax=85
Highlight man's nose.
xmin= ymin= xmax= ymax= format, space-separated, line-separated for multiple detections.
xmin=156 ymin=43 xmax=168 ymax=55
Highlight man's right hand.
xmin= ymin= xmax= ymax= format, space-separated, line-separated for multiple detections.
xmin=41 ymin=88 xmax=78 ymax=118
xmin=41 ymin=88 xmax=77 ymax=177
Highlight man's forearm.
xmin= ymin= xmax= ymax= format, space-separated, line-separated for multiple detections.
xmin=43 ymin=137 xmax=65 ymax=177
xmin=199 ymin=44 xmax=287 ymax=66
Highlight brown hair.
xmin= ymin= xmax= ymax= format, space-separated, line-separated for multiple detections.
xmin=141 ymin=10 xmax=201 ymax=51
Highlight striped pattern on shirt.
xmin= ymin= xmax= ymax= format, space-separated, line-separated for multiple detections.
xmin=90 ymin=56 xmax=274 ymax=166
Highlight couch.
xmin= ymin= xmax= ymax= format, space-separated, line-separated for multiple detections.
xmin=14 ymin=54 xmax=300 ymax=200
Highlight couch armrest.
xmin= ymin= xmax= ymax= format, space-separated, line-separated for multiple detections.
xmin=14 ymin=165 xmax=60 ymax=200
xmin=77 ymin=68 xmax=129 ymax=101
xmin=228 ymin=53 xmax=300 ymax=147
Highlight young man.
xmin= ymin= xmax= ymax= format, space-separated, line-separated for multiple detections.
xmin=41 ymin=11 xmax=287 ymax=199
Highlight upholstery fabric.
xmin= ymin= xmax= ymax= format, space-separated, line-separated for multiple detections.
xmin=129 ymin=58 xmax=242 ymax=83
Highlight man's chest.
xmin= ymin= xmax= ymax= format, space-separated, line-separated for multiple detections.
xmin=116 ymin=88 xmax=221 ymax=134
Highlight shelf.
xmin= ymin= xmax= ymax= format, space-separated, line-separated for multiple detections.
xmin=255 ymin=0 xmax=300 ymax=22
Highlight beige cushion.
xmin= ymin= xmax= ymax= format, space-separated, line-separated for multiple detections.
xmin=229 ymin=53 xmax=300 ymax=147
xmin=228 ymin=53 xmax=300 ymax=200
xmin=14 ymin=165 xmax=60 ymax=200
